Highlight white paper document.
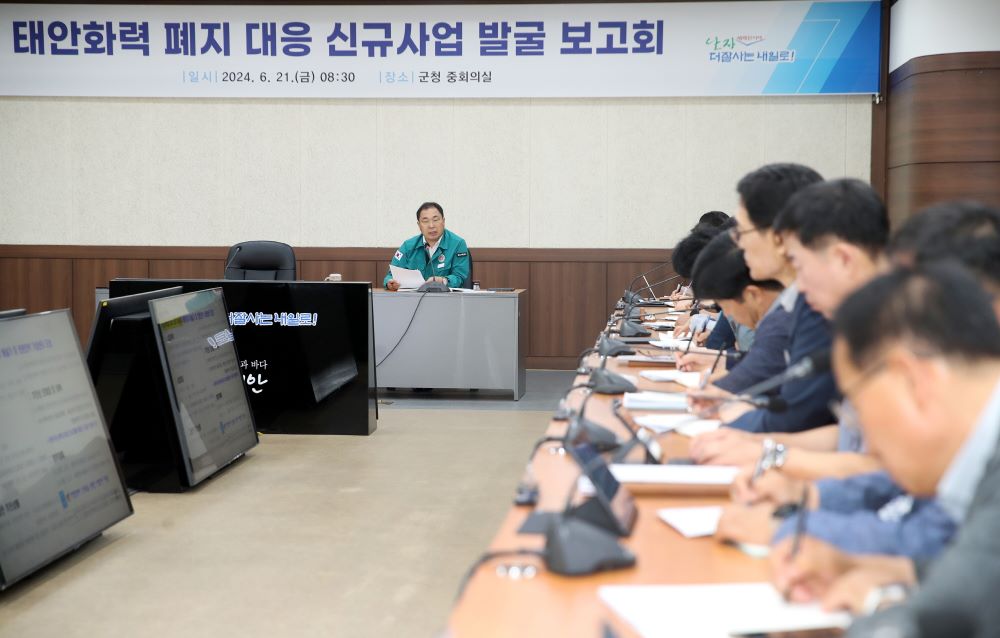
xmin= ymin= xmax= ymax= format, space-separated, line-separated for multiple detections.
xmin=657 ymin=506 xmax=722 ymax=538
xmin=618 ymin=354 xmax=675 ymax=365
xmin=389 ymin=265 xmax=426 ymax=289
xmin=622 ymin=391 xmax=689 ymax=411
xmin=642 ymin=320 xmax=675 ymax=329
xmin=599 ymin=583 xmax=852 ymax=638
xmin=578 ymin=464 xmax=738 ymax=495
xmin=639 ymin=369 xmax=702 ymax=388
xmin=607 ymin=463 xmax=739 ymax=486
xmin=633 ymin=414 xmax=721 ymax=436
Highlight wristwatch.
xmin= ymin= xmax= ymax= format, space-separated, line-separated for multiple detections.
xmin=862 ymin=583 xmax=911 ymax=615
xmin=759 ymin=438 xmax=788 ymax=471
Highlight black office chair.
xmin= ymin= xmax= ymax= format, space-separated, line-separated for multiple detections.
xmin=460 ymin=249 xmax=474 ymax=289
xmin=224 ymin=241 xmax=297 ymax=280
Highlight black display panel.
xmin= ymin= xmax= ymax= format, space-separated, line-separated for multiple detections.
xmin=0 ymin=310 xmax=132 ymax=590
xmin=109 ymin=279 xmax=376 ymax=436
xmin=147 ymin=289 xmax=259 ymax=487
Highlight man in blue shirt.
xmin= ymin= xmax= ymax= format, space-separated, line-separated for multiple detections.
xmin=383 ymin=202 xmax=470 ymax=291
xmin=700 ymin=163 xmax=837 ymax=433
xmin=688 ymin=231 xmax=792 ymax=394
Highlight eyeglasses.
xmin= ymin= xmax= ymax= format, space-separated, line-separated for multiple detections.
xmin=838 ymin=359 xmax=888 ymax=402
xmin=729 ymin=225 xmax=764 ymax=242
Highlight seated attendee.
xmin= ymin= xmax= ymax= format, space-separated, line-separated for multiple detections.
xmin=697 ymin=210 xmax=731 ymax=228
xmin=694 ymin=178 xmax=889 ymax=470
xmin=709 ymin=182 xmax=953 ymax=558
xmin=383 ymin=202 xmax=470 ymax=291
xmin=688 ymin=232 xmax=790 ymax=393
xmin=770 ymin=263 xmax=1000 ymax=638
xmin=705 ymin=163 xmax=837 ymax=432
xmin=669 ymin=219 xmax=757 ymax=360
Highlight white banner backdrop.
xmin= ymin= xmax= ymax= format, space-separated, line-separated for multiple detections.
xmin=0 ymin=2 xmax=881 ymax=98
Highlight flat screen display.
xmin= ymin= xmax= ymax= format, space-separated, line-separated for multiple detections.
xmin=0 ymin=311 xmax=132 ymax=589
xmin=110 ymin=279 xmax=375 ymax=436
xmin=147 ymin=289 xmax=258 ymax=487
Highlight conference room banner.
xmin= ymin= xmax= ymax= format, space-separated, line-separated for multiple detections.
xmin=0 ymin=2 xmax=881 ymax=98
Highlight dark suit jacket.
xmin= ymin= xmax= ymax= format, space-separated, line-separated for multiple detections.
xmin=726 ymin=293 xmax=839 ymax=433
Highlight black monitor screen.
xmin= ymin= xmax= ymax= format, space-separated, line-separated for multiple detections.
xmin=0 ymin=310 xmax=132 ymax=590
xmin=110 ymin=279 xmax=375 ymax=436
xmin=147 ymin=289 xmax=258 ymax=486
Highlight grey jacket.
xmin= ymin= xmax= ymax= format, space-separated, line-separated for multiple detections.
xmin=849 ymin=436 xmax=1000 ymax=637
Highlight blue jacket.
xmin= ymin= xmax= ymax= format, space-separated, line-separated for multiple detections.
xmin=726 ymin=293 xmax=839 ymax=433
xmin=714 ymin=303 xmax=792 ymax=394
xmin=383 ymin=228 xmax=470 ymax=288
xmin=705 ymin=312 xmax=756 ymax=371
xmin=773 ymin=472 xmax=957 ymax=559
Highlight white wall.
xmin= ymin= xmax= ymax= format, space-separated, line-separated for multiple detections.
xmin=0 ymin=95 xmax=871 ymax=249
xmin=890 ymin=0 xmax=1000 ymax=72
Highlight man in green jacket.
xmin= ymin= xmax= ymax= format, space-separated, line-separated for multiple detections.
xmin=383 ymin=202 xmax=470 ymax=291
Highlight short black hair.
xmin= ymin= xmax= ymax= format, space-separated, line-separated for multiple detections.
xmin=736 ymin=163 xmax=824 ymax=229
xmin=416 ymin=202 xmax=444 ymax=219
xmin=834 ymin=262 xmax=1000 ymax=370
xmin=671 ymin=219 xmax=734 ymax=279
xmin=773 ymin=178 xmax=889 ymax=256
xmin=697 ymin=211 xmax=731 ymax=229
xmin=889 ymin=201 xmax=1000 ymax=290
xmin=691 ymin=231 xmax=784 ymax=301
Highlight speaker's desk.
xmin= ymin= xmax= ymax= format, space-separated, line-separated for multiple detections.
xmin=372 ymin=289 xmax=527 ymax=400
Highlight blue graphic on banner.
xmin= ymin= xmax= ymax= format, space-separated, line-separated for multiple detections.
xmin=0 ymin=2 xmax=882 ymax=98
xmin=764 ymin=2 xmax=880 ymax=94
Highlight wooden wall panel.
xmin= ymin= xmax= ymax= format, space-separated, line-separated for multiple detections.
xmin=0 ymin=246 xmax=673 ymax=369
xmin=887 ymin=163 xmax=1000 ymax=228
xmin=888 ymin=69 xmax=1000 ymax=168
xmin=298 ymin=260 xmax=378 ymax=284
xmin=886 ymin=52 xmax=1000 ymax=224
xmin=71 ymin=258 xmax=150 ymax=344
xmin=529 ymin=262 xmax=606 ymax=358
xmin=473 ymin=261 xmax=531 ymax=290
xmin=0 ymin=257 xmax=73 ymax=316
xmin=149 ymin=259 xmax=226 ymax=280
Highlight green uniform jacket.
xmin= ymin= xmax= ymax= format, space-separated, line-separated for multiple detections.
xmin=383 ymin=229 xmax=471 ymax=288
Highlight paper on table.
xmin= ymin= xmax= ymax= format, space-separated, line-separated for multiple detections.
xmin=657 ymin=506 xmax=722 ymax=538
xmin=622 ymin=391 xmax=689 ymax=411
xmin=578 ymin=464 xmax=737 ymax=495
xmin=642 ymin=321 xmax=675 ymax=329
xmin=619 ymin=354 xmax=676 ymax=365
xmin=606 ymin=463 xmax=739 ymax=486
xmin=599 ymin=583 xmax=852 ymax=638
xmin=634 ymin=413 xmax=720 ymax=435
xmin=675 ymin=420 xmax=722 ymax=437
xmin=389 ymin=265 xmax=426 ymax=289
xmin=639 ymin=369 xmax=702 ymax=388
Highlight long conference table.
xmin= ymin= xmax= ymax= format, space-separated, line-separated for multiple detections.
xmin=446 ymin=300 xmax=773 ymax=637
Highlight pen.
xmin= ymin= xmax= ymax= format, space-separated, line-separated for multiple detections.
xmin=788 ymin=486 xmax=810 ymax=559
xmin=748 ymin=441 xmax=769 ymax=488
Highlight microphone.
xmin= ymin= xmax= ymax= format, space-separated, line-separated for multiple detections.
xmin=567 ymin=387 xmax=622 ymax=451
xmin=688 ymin=391 xmax=788 ymax=413
xmin=738 ymin=349 xmax=831 ymax=398
xmin=588 ymin=354 xmax=637 ymax=395
xmin=223 ymin=245 xmax=243 ymax=275
xmin=628 ymin=273 xmax=684 ymax=303
xmin=625 ymin=262 xmax=672 ymax=297
xmin=544 ymin=447 xmax=636 ymax=575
